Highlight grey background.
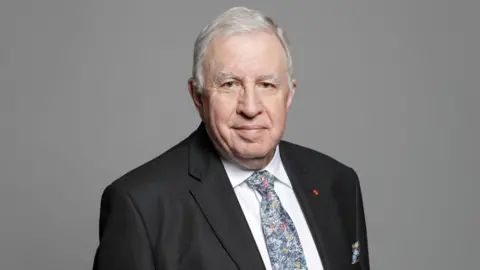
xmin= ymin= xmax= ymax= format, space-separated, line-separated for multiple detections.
xmin=1 ymin=0 xmax=478 ymax=269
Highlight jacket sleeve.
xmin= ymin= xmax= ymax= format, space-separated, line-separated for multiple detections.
xmin=92 ymin=185 xmax=155 ymax=270
xmin=334 ymin=166 xmax=370 ymax=269
xmin=350 ymin=167 xmax=370 ymax=270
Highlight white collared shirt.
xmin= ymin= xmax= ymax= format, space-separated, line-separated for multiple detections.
xmin=221 ymin=146 xmax=323 ymax=270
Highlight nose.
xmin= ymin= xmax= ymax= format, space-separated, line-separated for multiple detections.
xmin=237 ymin=86 xmax=263 ymax=118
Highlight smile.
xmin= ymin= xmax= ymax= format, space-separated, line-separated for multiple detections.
xmin=233 ymin=126 xmax=266 ymax=136
xmin=233 ymin=125 xmax=265 ymax=130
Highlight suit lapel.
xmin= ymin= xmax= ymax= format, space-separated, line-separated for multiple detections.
xmin=280 ymin=141 xmax=352 ymax=270
xmin=187 ymin=123 xmax=266 ymax=270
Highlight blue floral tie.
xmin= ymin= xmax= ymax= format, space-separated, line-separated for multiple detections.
xmin=246 ymin=170 xmax=308 ymax=270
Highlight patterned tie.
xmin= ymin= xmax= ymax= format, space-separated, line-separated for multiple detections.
xmin=246 ymin=170 xmax=308 ymax=270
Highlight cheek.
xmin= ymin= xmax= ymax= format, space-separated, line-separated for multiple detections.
xmin=208 ymin=97 xmax=237 ymax=125
xmin=264 ymin=97 xmax=289 ymax=126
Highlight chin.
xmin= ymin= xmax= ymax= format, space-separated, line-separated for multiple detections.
xmin=235 ymin=151 xmax=267 ymax=159
xmin=230 ymin=146 xmax=276 ymax=170
xmin=233 ymin=143 xmax=274 ymax=159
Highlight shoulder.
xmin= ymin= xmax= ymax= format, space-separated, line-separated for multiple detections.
xmin=279 ymin=140 xmax=361 ymax=189
xmin=280 ymin=140 xmax=363 ymax=204
xmin=280 ymin=140 xmax=354 ymax=173
xmin=103 ymin=134 xmax=193 ymax=200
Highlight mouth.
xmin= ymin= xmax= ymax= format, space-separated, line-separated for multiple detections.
xmin=232 ymin=125 xmax=266 ymax=138
xmin=233 ymin=125 xmax=266 ymax=131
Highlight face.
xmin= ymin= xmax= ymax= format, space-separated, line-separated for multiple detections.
xmin=189 ymin=31 xmax=296 ymax=169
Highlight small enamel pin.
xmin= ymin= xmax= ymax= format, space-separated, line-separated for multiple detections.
xmin=351 ymin=241 xmax=360 ymax=264
xmin=312 ymin=189 xmax=319 ymax=196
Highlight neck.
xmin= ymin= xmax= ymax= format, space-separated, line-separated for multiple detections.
xmin=227 ymin=149 xmax=276 ymax=170
xmin=203 ymin=124 xmax=277 ymax=170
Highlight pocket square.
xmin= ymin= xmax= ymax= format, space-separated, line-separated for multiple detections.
xmin=351 ymin=241 xmax=360 ymax=264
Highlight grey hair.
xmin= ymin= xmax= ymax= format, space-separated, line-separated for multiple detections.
xmin=191 ymin=7 xmax=293 ymax=93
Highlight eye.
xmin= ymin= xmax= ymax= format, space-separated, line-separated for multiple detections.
xmin=222 ymin=81 xmax=239 ymax=88
xmin=259 ymin=82 xmax=275 ymax=88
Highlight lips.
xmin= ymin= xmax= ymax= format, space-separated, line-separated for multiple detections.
xmin=233 ymin=125 xmax=265 ymax=130
xmin=233 ymin=125 xmax=266 ymax=139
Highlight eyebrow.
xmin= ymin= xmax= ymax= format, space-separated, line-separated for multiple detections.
xmin=212 ymin=72 xmax=236 ymax=85
xmin=212 ymin=72 xmax=280 ymax=85
xmin=256 ymin=74 xmax=280 ymax=84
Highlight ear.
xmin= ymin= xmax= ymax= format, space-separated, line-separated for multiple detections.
xmin=188 ymin=78 xmax=204 ymax=117
xmin=287 ymin=78 xmax=296 ymax=109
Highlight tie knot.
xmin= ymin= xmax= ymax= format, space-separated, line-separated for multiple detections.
xmin=246 ymin=170 xmax=275 ymax=195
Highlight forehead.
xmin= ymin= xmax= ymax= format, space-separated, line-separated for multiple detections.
xmin=204 ymin=31 xmax=288 ymax=76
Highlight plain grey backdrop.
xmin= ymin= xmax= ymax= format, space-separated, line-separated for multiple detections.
xmin=1 ymin=0 xmax=478 ymax=269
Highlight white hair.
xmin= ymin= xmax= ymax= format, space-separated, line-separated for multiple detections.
xmin=191 ymin=7 xmax=293 ymax=93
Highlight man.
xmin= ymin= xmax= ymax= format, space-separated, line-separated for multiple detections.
xmin=93 ymin=6 xmax=370 ymax=270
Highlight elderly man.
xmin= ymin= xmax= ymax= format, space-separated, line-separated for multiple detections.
xmin=93 ymin=6 xmax=370 ymax=270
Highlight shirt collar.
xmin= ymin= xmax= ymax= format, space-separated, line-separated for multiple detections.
xmin=221 ymin=145 xmax=292 ymax=189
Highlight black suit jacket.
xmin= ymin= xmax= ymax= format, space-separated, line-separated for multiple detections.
xmin=93 ymin=123 xmax=370 ymax=270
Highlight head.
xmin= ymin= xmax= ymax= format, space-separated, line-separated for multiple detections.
xmin=188 ymin=7 xmax=296 ymax=170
